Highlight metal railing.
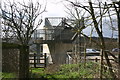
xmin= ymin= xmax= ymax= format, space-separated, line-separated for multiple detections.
xmin=33 ymin=29 xmax=75 ymax=41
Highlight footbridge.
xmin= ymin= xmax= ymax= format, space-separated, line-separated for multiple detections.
xmin=32 ymin=17 xmax=84 ymax=65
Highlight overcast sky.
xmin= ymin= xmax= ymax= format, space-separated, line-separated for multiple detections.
xmin=1 ymin=0 xmax=118 ymax=38
xmin=5 ymin=0 xmax=116 ymax=17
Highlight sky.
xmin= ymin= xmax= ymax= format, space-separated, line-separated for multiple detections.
xmin=4 ymin=0 xmax=117 ymax=18
xmin=1 ymin=0 xmax=119 ymax=38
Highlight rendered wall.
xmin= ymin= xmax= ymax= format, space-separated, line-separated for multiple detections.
xmin=48 ymin=41 xmax=73 ymax=64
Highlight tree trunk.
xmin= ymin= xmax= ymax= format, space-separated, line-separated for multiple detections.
xmin=117 ymin=2 xmax=120 ymax=79
xmin=89 ymin=2 xmax=116 ymax=79
xmin=113 ymin=1 xmax=120 ymax=78
xmin=19 ymin=45 xmax=29 ymax=79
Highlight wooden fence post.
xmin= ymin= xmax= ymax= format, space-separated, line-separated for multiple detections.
xmin=44 ymin=53 xmax=47 ymax=68
xmin=95 ymin=58 xmax=98 ymax=62
xmin=34 ymin=53 xmax=36 ymax=68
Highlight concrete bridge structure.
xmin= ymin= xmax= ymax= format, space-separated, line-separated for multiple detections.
xmin=33 ymin=17 xmax=84 ymax=64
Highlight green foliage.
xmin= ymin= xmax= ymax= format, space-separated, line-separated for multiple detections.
xmin=31 ymin=68 xmax=44 ymax=73
xmin=31 ymin=62 xmax=112 ymax=79
xmin=54 ymin=62 xmax=99 ymax=78
xmin=2 ymin=73 xmax=16 ymax=78
xmin=0 ymin=72 xmax=2 ymax=78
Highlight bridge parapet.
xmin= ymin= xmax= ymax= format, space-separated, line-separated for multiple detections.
xmin=33 ymin=29 xmax=76 ymax=42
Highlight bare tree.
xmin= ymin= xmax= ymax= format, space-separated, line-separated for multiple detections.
xmin=1 ymin=1 xmax=46 ymax=45
xmin=112 ymin=1 xmax=120 ymax=79
xmin=65 ymin=0 xmax=117 ymax=79
xmin=1 ymin=1 xmax=46 ymax=78
xmin=64 ymin=4 xmax=86 ymax=64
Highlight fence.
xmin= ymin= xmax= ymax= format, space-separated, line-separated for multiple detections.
xmin=86 ymin=58 xmax=117 ymax=62
xmin=29 ymin=53 xmax=47 ymax=68
xmin=2 ymin=43 xmax=21 ymax=78
xmin=2 ymin=48 xmax=19 ymax=73
xmin=2 ymin=42 xmax=29 ymax=78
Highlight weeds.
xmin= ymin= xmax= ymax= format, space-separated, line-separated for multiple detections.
xmin=30 ymin=61 xmax=112 ymax=79
xmin=2 ymin=62 xmax=113 ymax=79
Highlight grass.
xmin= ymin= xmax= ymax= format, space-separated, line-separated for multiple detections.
xmin=53 ymin=62 xmax=99 ymax=78
xmin=2 ymin=72 xmax=16 ymax=78
xmin=30 ymin=68 xmax=46 ymax=78
xmin=30 ymin=61 xmax=112 ymax=79
xmin=1 ymin=62 xmax=113 ymax=79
